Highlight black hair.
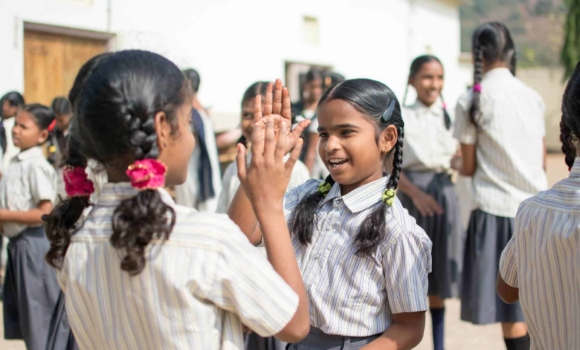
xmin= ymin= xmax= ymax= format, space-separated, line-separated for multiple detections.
xmin=51 ymin=97 xmax=72 ymax=116
xmin=183 ymin=68 xmax=201 ymax=93
xmin=1 ymin=91 xmax=25 ymax=108
xmin=22 ymin=103 xmax=55 ymax=131
xmin=290 ymin=78 xmax=404 ymax=255
xmin=44 ymin=50 xmax=191 ymax=275
xmin=305 ymin=68 xmax=325 ymax=83
xmin=241 ymin=81 xmax=270 ymax=106
xmin=560 ymin=61 xmax=580 ymax=169
xmin=403 ymin=55 xmax=451 ymax=130
xmin=470 ymin=22 xmax=516 ymax=127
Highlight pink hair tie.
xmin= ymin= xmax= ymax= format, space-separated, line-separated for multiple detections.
xmin=63 ymin=166 xmax=95 ymax=198
xmin=442 ymin=102 xmax=448 ymax=109
xmin=473 ymin=84 xmax=482 ymax=93
xmin=126 ymin=159 xmax=167 ymax=190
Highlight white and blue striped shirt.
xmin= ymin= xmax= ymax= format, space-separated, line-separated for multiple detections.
xmin=284 ymin=177 xmax=432 ymax=337
xmin=58 ymin=183 xmax=298 ymax=350
xmin=500 ymin=158 xmax=580 ymax=350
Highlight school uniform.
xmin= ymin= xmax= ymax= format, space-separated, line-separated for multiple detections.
xmin=58 ymin=183 xmax=298 ymax=350
xmin=398 ymin=100 xmax=463 ymax=299
xmin=454 ymin=67 xmax=548 ymax=325
xmin=292 ymin=107 xmax=328 ymax=180
xmin=500 ymin=157 xmax=580 ymax=349
xmin=284 ymin=177 xmax=432 ymax=349
xmin=0 ymin=146 xmax=61 ymax=350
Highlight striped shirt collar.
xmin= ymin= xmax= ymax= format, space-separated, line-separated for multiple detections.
xmin=15 ymin=146 xmax=44 ymax=161
xmin=323 ymin=175 xmax=389 ymax=213
xmin=570 ymin=157 xmax=580 ymax=178
xmin=96 ymin=182 xmax=175 ymax=207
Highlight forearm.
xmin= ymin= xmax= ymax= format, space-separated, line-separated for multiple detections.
xmin=362 ymin=322 xmax=424 ymax=350
xmin=228 ymin=186 xmax=262 ymax=244
xmin=1 ymin=208 xmax=49 ymax=224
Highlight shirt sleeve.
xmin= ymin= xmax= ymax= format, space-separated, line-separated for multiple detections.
xmin=29 ymin=161 xmax=57 ymax=205
xmin=453 ymin=93 xmax=477 ymax=145
xmin=207 ymin=223 xmax=298 ymax=337
xmin=383 ymin=227 xmax=432 ymax=314
xmin=499 ymin=236 xmax=518 ymax=288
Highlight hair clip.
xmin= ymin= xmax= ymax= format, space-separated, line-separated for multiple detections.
xmin=63 ymin=166 xmax=95 ymax=198
xmin=126 ymin=159 xmax=167 ymax=190
xmin=473 ymin=84 xmax=482 ymax=93
xmin=318 ymin=182 xmax=332 ymax=197
xmin=382 ymin=188 xmax=396 ymax=207
xmin=381 ymin=100 xmax=396 ymax=123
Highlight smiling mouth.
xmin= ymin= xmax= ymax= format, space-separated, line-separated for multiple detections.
xmin=328 ymin=159 xmax=348 ymax=168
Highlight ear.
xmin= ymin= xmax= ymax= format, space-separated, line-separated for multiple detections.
xmin=407 ymin=76 xmax=415 ymax=88
xmin=379 ymin=125 xmax=398 ymax=154
xmin=154 ymin=111 xmax=171 ymax=152
xmin=37 ymin=129 xmax=49 ymax=144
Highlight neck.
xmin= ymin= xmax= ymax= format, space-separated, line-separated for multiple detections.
xmin=482 ymin=61 xmax=509 ymax=75
xmin=304 ymin=101 xmax=318 ymax=111
xmin=418 ymin=98 xmax=436 ymax=108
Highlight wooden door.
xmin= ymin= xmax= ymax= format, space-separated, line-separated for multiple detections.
xmin=24 ymin=31 xmax=108 ymax=105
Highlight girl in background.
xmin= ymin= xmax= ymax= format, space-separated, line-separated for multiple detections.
xmin=397 ymin=55 xmax=463 ymax=350
xmin=43 ymin=50 xmax=310 ymax=349
xmin=0 ymin=104 xmax=60 ymax=350
xmin=454 ymin=22 xmax=547 ymax=350
xmin=230 ymin=79 xmax=432 ymax=349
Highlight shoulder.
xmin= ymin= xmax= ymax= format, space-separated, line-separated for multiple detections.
xmin=291 ymin=160 xmax=311 ymax=180
xmin=27 ymin=156 xmax=56 ymax=177
xmin=456 ymin=90 xmax=473 ymax=111
xmin=383 ymin=197 xmax=430 ymax=249
xmin=287 ymin=178 xmax=321 ymax=199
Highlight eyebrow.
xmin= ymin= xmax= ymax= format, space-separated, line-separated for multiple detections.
xmin=317 ymin=123 xmax=361 ymax=132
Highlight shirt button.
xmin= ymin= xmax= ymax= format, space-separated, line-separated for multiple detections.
xmin=333 ymin=198 xmax=342 ymax=207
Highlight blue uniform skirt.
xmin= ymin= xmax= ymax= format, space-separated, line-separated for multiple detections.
xmin=460 ymin=210 xmax=525 ymax=324
xmin=287 ymin=327 xmax=380 ymax=350
xmin=3 ymin=226 xmax=62 ymax=350
xmin=397 ymin=171 xmax=464 ymax=299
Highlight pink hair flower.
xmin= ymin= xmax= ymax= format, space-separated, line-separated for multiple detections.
xmin=473 ymin=84 xmax=482 ymax=93
xmin=63 ymin=166 xmax=95 ymax=198
xmin=126 ymin=159 xmax=167 ymax=190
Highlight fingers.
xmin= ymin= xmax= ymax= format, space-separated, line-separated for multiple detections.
xmin=251 ymin=119 xmax=265 ymax=162
xmin=289 ymin=119 xmax=311 ymax=143
xmin=285 ymin=138 xmax=304 ymax=173
xmin=275 ymin=120 xmax=289 ymax=160
xmin=272 ymin=79 xmax=283 ymax=116
xmin=254 ymin=95 xmax=263 ymax=124
xmin=264 ymin=82 xmax=273 ymax=116
xmin=263 ymin=117 xmax=276 ymax=161
xmin=236 ymin=143 xmax=247 ymax=181
xmin=281 ymin=87 xmax=292 ymax=123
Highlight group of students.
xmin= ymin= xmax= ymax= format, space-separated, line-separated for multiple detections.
xmin=0 ymin=20 xmax=577 ymax=350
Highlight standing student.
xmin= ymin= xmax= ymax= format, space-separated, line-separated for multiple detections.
xmin=230 ymin=79 xmax=432 ymax=350
xmin=0 ymin=104 xmax=61 ymax=350
xmin=174 ymin=68 xmax=222 ymax=212
xmin=453 ymin=22 xmax=547 ymax=350
xmin=497 ymin=60 xmax=580 ymax=350
xmin=397 ymin=55 xmax=463 ymax=350
xmin=43 ymin=50 xmax=310 ymax=349
xmin=0 ymin=91 xmax=24 ymax=175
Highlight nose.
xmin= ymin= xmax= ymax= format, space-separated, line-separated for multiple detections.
xmin=324 ymin=135 xmax=340 ymax=154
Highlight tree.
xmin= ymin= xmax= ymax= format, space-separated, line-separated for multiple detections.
xmin=561 ymin=0 xmax=580 ymax=78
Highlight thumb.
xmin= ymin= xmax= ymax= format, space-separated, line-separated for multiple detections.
xmin=236 ymin=143 xmax=248 ymax=181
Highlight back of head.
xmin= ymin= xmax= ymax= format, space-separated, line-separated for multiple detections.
xmin=560 ymin=61 xmax=580 ymax=169
xmin=51 ymin=97 xmax=72 ymax=116
xmin=470 ymin=21 xmax=516 ymax=125
xmin=293 ymin=78 xmax=404 ymax=255
xmin=183 ymin=68 xmax=201 ymax=93
xmin=45 ymin=50 xmax=190 ymax=275
xmin=1 ymin=91 xmax=25 ymax=107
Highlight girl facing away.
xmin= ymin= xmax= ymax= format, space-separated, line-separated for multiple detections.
xmin=397 ymin=54 xmax=463 ymax=350
xmin=43 ymin=50 xmax=311 ymax=350
xmin=229 ymin=78 xmax=432 ymax=350
xmin=0 ymin=104 xmax=61 ymax=350
xmin=453 ymin=22 xmax=548 ymax=350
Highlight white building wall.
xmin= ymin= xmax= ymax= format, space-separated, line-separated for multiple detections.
xmin=0 ymin=0 xmax=465 ymax=131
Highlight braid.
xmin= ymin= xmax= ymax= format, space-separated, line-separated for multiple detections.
xmin=386 ymin=127 xmax=404 ymax=190
xmin=510 ymin=51 xmax=517 ymax=76
xmin=440 ymin=94 xmax=452 ymax=130
xmin=560 ymin=121 xmax=576 ymax=169
xmin=291 ymin=175 xmax=335 ymax=245
xmin=469 ymin=46 xmax=483 ymax=127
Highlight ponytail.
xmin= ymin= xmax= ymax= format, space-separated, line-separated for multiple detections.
xmin=469 ymin=46 xmax=483 ymax=127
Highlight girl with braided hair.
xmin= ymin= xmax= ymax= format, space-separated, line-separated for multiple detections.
xmin=229 ymin=78 xmax=432 ymax=349
xmin=453 ymin=22 xmax=547 ymax=350
xmin=42 ymin=50 xmax=311 ymax=349
xmin=397 ymin=54 xmax=463 ymax=350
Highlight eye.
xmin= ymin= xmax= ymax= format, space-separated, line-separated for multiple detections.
xmin=242 ymin=113 xmax=253 ymax=120
xmin=341 ymin=129 xmax=354 ymax=136
xmin=319 ymin=132 xmax=329 ymax=138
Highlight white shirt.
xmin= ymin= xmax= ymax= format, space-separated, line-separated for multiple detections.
xmin=59 ymin=183 xmax=298 ymax=350
xmin=402 ymin=100 xmax=457 ymax=172
xmin=500 ymin=157 xmax=580 ymax=350
xmin=0 ymin=146 xmax=56 ymax=238
xmin=454 ymin=68 xmax=548 ymax=217
xmin=216 ymin=154 xmax=310 ymax=214
xmin=174 ymin=110 xmax=222 ymax=212
xmin=284 ymin=177 xmax=432 ymax=336
xmin=0 ymin=117 xmax=20 ymax=175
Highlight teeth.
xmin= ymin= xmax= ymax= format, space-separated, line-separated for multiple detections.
xmin=329 ymin=159 xmax=347 ymax=165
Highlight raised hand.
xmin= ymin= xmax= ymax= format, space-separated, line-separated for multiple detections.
xmin=237 ymin=116 xmax=304 ymax=208
xmin=254 ymin=79 xmax=311 ymax=155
